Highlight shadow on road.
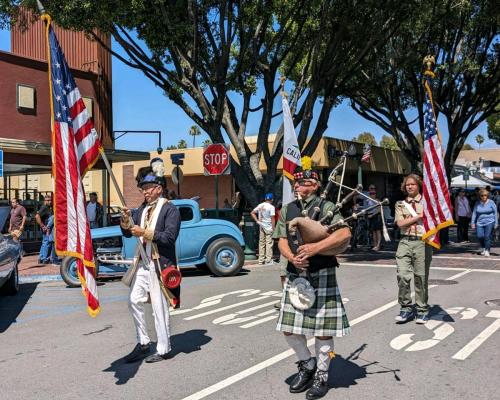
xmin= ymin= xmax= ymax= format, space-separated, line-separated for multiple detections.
xmin=330 ymin=344 xmax=401 ymax=388
xmin=0 ymin=282 xmax=38 ymax=333
xmin=103 ymin=329 xmax=212 ymax=385
xmin=167 ymin=329 xmax=212 ymax=358
xmin=103 ymin=353 xmax=146 ymax=386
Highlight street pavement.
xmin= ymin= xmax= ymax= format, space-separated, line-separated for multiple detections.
xmin=1 ymin=246 xmax=500 ymax=400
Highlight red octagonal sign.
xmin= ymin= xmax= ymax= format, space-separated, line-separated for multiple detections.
xmin=203 ymin=143 xmax=231 ymax=176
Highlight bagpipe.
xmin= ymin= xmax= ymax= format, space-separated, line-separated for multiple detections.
xmin=288 ymin=152 xmax=390 ymax=256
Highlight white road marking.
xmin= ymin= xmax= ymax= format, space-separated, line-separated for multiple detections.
xmin=180 ymin=269 xmax=473 ymax=400
xmin=240 ymin=313 xmax=279 ymax=329
xmin=340 ymin=251 xmax=500 ymax=262
xmin=341 ymin=262 xmax=500 ymax=274
xmin=452 ymin=310 xmax=500 ymax=361
xmin=171 ymin=289 xmax=260 ymax=315
xmin=212 ymin=301 xmax=278 ymax=325
xmin=445 ymin=269 xmax=473 ymax=280
xmin=184 ymin=295 xmax=277 ymax=320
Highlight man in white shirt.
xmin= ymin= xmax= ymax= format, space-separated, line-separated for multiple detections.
xmin=86 ymin=192 xmax=102 ymax=229
xmin=251 ymin=193 xmax=276 ymax=265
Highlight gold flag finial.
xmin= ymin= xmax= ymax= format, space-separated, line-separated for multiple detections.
xmin=423 ymin=55 xmax=436 ymax=78
xmin=280 ymin=76 xmax=288 ymax=98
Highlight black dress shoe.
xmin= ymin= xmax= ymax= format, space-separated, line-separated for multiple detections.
xmin=289 ymin=358 xmax=316 ymax=393
xmin=124 ymin=343 xmax=151 ymax=363
xmin=306 ymin=370 xmax=329 ymax=399
xmin=145 ymin=352 xmax=168 ymax=363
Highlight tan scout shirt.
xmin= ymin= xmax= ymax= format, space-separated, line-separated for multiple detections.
xmin=272 ymin=194 xmax=343 ymax=240
xmin=395 ymin=194 xmax=425 ymax=237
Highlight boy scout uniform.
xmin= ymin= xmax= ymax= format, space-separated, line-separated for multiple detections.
xmin=395 ymin=194 xmax=433 ymax=315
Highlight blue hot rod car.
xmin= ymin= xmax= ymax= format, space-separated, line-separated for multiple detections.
xmin=60 ymin=199 xmax=245 ymax=286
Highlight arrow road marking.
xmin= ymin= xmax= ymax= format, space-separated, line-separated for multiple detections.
xmin=184 ymin=291 xmax=281 ymax=320
xmin=452 ymin=310 xmax=500 ymax=361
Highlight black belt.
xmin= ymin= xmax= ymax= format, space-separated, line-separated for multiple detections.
xmin=401 ymin=235 xmax=422 ymax=241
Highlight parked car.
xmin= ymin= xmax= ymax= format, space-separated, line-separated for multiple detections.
xmin=0 ymin=235 xmax=23 ymax=295
xmin=107 ymin=205 xmax=123 ymax=226
xmin=60 ymin=199 xmax=246 ymax=287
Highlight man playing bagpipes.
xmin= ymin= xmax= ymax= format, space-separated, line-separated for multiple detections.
xmin=273 ymin=157 xmax=351 ymax=399
xmin=120 ymin=158 xmax=181 ymax=363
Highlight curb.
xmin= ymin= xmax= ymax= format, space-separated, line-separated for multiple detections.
xmin=20 ymin=274 xmax=62 ymax=284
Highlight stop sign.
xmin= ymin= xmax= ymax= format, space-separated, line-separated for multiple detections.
xmin=203 ymin=144 xmax=231 ymax=175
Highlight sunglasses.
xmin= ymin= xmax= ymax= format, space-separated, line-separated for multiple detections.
xmin=295 ymin=180 xmax=315 ymax=187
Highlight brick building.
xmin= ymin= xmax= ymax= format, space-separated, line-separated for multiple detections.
xmin=0 ymin=12 xmax=148 ymax=248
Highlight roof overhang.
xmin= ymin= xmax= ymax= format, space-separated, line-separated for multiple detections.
xmin=1 ymin=138 xmax=150 ymax=169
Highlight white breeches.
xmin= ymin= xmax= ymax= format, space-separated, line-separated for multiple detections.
xmin=129 ymin=264 xmax=171 ymax=355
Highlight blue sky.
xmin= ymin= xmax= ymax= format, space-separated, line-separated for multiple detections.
xmin=1 ymin=28 xmax=496 ymax=152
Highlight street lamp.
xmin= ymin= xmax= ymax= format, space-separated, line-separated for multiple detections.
xmin=113 ymin=130 xmax=163 ymax=154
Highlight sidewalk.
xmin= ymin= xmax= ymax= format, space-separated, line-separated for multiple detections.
xmin=18 ymin=255 xmax=62 ymax=283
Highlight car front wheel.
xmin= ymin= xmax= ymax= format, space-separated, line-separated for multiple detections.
xmin=60 ymin=257 xmax=100 ymax=287
xmin=205 ymin=238 xmax=244 ymax=277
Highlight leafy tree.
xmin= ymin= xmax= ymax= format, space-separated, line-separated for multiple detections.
xmin=177 ymin=139 xmax=188 ymax=149
xmin=202 ymin=139 xmax=212 ymax=147
xmin=380 ymin=135 xmax=399 ymax=150
xmin=486 ymin=110 xmax=500 ymax=145
xmin=189 ymin=125 xmax=201 ymax=148
xmin=348 ymin=0 xmax=500 ymax=174
xmin=165 ymin=144 xmax=178 ymax=150
xmin=462 ymin=143 xmax=474 ymax=150
xmin=475 ymin=134 xmax=485 ymax=148
xmin=0 ymin=0 xmax=408 ymax=205
xmin=352 ymin=132 xmax=377 ymax=146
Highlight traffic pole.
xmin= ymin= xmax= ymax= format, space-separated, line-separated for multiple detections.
xmin=215 ymin=174 xmax=219 ymax=218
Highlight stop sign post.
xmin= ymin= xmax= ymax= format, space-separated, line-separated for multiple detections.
xmin=203 ymin=144 xmax=231 ymax=217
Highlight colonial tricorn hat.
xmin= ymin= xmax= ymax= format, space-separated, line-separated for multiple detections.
xmin=293 ymin=156 xmax=319 ymax=181
xmin=136 ymin=158 xmax=167 ymax=188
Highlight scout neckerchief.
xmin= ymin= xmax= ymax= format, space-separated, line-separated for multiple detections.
xmin=403 ymin=194 xmax=421 ymax=236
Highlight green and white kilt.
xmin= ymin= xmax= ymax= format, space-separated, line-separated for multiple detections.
xmin=276 ymin=267 xmax=350 ymax=337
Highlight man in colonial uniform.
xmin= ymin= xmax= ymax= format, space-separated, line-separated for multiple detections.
xmin=394 ymin=174 xmax=433 ymax=324
xmin=273 ymin=158 xmax=351 ymax=399
xmin=120 ymin=161 xmax=181 ymax=363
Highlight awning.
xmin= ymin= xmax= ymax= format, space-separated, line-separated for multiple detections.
xmin=451 ymin=174 xmax=500 ymax=189
xmin=0 ymin=138 xmax=150 ymax=175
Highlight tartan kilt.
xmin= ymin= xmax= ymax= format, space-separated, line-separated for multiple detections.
xmin=276 ymin=267 xmax=350 ymax=337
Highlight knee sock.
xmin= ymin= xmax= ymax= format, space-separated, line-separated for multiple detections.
xmin=315 ymin=338 xmax=334 ymax=372
xmin=285 ymin=334 xmax=315 ymax=369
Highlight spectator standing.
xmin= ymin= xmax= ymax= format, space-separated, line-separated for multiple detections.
xmin=251 ymin=193 xmax=276 ymax=265
xmin=366 ymin=185 xmax=383 ymax=251
xmin=46 ymin=214 xmax=60 ymax=264
xmin=86 ymin=192 xmax=103 ymax=229
xmin=471 ymin=189 xmax=498 ymax=257
xmin=35 ymin=194 xmax=53 ymax=264
xmin=455 ymin=189 xmax=472 ymax=242
xmin=8 ymin=198 xmax=26 ymax=241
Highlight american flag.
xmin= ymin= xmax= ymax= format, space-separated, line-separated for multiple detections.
xmin=361 ymin=143 xmax=371 ymax=163
xmin=421 ymin=76 xmax=454 ymax=249
xmin=47 ymin=22 xmax=101 ymax=316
